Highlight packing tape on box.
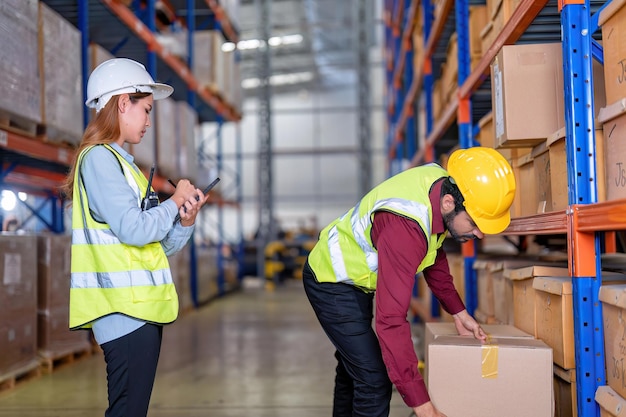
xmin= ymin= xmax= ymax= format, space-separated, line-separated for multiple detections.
xmin=481 ymin=337 xmax=498 ymax=379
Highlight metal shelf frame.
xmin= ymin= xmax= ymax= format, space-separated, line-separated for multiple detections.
xmin=385 ymin=0 xmax=622 ymax=414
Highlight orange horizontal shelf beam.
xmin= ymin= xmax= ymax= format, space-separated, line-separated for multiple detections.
xmin=102 ymin=0 xmax=241 ymax=122
xmin=458 ymin=0 xmax=549 ymax=100
xmin=2 ymin=166 xmax=66 ymax=193
xmin=0 ymin=129 xmax=74 ymax=166
xmin=572 ymin=200 xmax=626 ymax=232
xmin=504 ymin=211 xmax=568 ymax=235
xmin=204 ymin=0 xmax=239 ymax=43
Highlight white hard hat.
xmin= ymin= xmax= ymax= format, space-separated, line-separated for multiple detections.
xmin=86 ymin=58 xmax=174 ymax=113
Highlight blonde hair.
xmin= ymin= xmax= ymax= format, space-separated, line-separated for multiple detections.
xmin=60 ymin=93 xmax=151 ymax=201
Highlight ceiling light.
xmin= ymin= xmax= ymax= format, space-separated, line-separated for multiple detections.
xmin=221 ymin=34 xmax=304 ymax=52
xmin=241 ymin=71 xmax=314 ymax=89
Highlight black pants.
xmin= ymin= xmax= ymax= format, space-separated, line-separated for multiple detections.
xmin=101 ymin=323 xmax=163 ymax=417
xmin=302 ymin=262 xmax=393 ymax=417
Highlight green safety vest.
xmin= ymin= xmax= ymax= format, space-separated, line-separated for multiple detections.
xmin=69 ymin=144 xmax=178 ymax=329
xmin=307 ymin=164 xmax=449 ymax=292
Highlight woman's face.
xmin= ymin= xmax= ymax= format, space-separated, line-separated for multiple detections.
xmin=116 ymin=94 xmax=154 ymax=146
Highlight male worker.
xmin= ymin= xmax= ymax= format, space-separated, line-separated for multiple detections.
xmin=302 ymin=146 xmax=516 ymax=417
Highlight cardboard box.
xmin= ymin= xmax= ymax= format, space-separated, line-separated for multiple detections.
xmin=599 ymin=0 xmax=626 ymax=105
xmin=600 ymin=284 xmax=626 ymax=399
xmin=37 ymin=234 xmax=71 ymax=310
xmin=598 ymin=100 xmax=626 ymax=201
xmin=427 ymin=335 xmax=554 ymax=417
xmin=532 ymin=141 xmax=552 ymax=213
xmin=547 ymin=126 xmax=607 ymax=212
xmin=554 ymin=364 xmax=577 ymax=417
xmin=597 ymin=385 xmax=626 ymax=417
xmin=504 ymin=265 xmax=569 ymax=337
xmin=474 ymin=259 xmax=497 ymax=320
xmin=491 ymin=43 xmax=564 ymax=148
xmin=537 ymin=274 xmax=626 ymax=370
xmin=514 ymin=152 xmax=537 ymax=217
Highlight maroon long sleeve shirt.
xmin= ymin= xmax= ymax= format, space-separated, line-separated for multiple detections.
xmin=371 ymin=179 xmax=466 ymax=407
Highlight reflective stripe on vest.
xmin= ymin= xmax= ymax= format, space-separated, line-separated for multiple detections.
xmin=69 ymin=144 xmax=178 ymax=329
xmin=308 ymin=164 xmax=448 ymax=291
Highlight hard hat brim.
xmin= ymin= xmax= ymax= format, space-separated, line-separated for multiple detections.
xmin=470 ymin=209 xmax=511 ymax=235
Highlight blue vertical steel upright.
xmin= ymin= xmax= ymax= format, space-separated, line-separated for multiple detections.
xmin=455 ymin=0 xmax=478 ymax=316
xmin=562 ymin=1 xmax=603 ymax=416
xmin=216 ymin=118 xmax=226 ymax=295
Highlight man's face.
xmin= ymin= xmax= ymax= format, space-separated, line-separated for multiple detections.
xmin=443 ymin=209 xmax=485 ymax=243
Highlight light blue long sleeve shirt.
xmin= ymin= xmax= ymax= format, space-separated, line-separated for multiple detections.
xmin=78 ymin=143 xmax=194 ymax=345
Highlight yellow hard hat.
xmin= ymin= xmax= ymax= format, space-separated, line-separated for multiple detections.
xmin=446 ymin=147 xmax=516 ymax=235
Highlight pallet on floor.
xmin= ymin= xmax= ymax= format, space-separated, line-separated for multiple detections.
xmin=38 ymin=342 xmax=93 ymax=374
xmin=0 ymin=109 xmax=39 ymax=138
xmin=0 ymin=360 xmax=41 ymax=393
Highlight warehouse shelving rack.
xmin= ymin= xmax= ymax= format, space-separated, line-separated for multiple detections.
xmin=385 ymin=0 xmax=615 ymax=415
xmin=0 ymin=0 xmax=244 ymax=300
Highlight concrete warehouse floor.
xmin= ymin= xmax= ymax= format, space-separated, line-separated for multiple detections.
xmin=0 ymin=279 xmax=412 ymax=417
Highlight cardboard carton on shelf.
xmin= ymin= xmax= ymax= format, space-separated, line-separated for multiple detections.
xmin=596 ymin=385 xmax=626 ymax=417
xmin=535 ymin=273 xmax=626 ymax=370
xmin=491 ymin=43 xmax=564 ymax=148
xmin=427 ymin=335 xmax=553 ymax=417
xmin=503 ymin=265 xmax=569 ymax=338
xmin=599 ymin=283 xmax=626 ymax=399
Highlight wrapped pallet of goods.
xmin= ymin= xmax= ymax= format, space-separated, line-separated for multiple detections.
xmin=0 ymin=234 xmax=39 ymax=384
xmin=176 ymin=101 xmax=199 ymax=184
xmin=37 ymin=234 xmax=91 ymax=372
xmin=0 ymin=0 xmax=41 ymax=135
xmin=155 ymin=97 xmax=178 ymax=180
xmin=38 ymin=2 xmax=83 ymax=146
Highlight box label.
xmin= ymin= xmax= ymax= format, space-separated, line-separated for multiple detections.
xmin=3 ymin=253 xmax=21 ymax=285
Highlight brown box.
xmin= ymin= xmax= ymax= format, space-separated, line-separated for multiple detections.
xmin=37 ymin=305 xmax=90 ymax=354
xmin=427 ymin=335 xmax=553 ymax=417
xmin=536 ymin=274 xmax=626 ymax=370
xmin=600 ymin=284 xmax=626 ymax=399
xmin=599 ymin=0 xmax=626 ymax=105
xmin=533 ymin=275 xmax=576 ymax=369
xmin=0 ymin=234 xmax=37 ymax=312
xmin=547 ymin=126 xmax=607 ymax=212
xmin=0 ymin=307 xmax=37 ymax=375
xmin=37 ymin=234 xmax=71 ymax=311
xmin=599 ymin=100 xmax=626 ymax=201
xmin=514 ymin=152 xmax=537 ymax=217
xmin=491 ymin=43 xmax=564 ymax=148
xmin=597 ymin=385 xmax=626 ymax=417
xmin=469 ymin=5 xmax=488 ymax=58
xmin=474 ymin=259 xmax=495 ymax=320
xmin=532 ymin=141 xmax=552 ymax=213
xmin=554 ymin=365 xmax=577 ymax=417
xmin=504 ymin=265 xmax=569 ymax=337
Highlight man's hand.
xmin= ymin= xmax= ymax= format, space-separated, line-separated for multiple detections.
xmin=412 ymin=401 xmax=447 ymax=417
xmin=453 ymin=309 xmax=487 ymax=343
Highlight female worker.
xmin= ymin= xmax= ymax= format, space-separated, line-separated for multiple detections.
xmin=61 ymin=58 xmax=207 ymax=417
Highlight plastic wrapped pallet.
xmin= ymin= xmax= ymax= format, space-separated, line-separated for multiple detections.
xmin=0 ymin=0 xmax=41 ymax=128
xmin=176 ymin=101 xmax=199 ymax=183
xmin=39 ymin=2 xmax=83 ymax=145
xmin=0 ymin=234 xmax=38 ymax=376
xmin=37 ymin=234 xmax=90 ymax=358
xmin=193 ymin=31 xmax=214 ymax=88
xmin=155 ymin=97 xmax=178 ymax=179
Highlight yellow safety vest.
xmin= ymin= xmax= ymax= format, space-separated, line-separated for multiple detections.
xmin=307 ymin=164 xmax=449 ymax=292
xmin=69 ymin=144 xmax=178 ymax=329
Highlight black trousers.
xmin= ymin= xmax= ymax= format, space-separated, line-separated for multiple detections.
xmin=302 ymin=262 xmax=393 ymax=417
xmin=100 ymin=323 xmax=163 ymax=417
